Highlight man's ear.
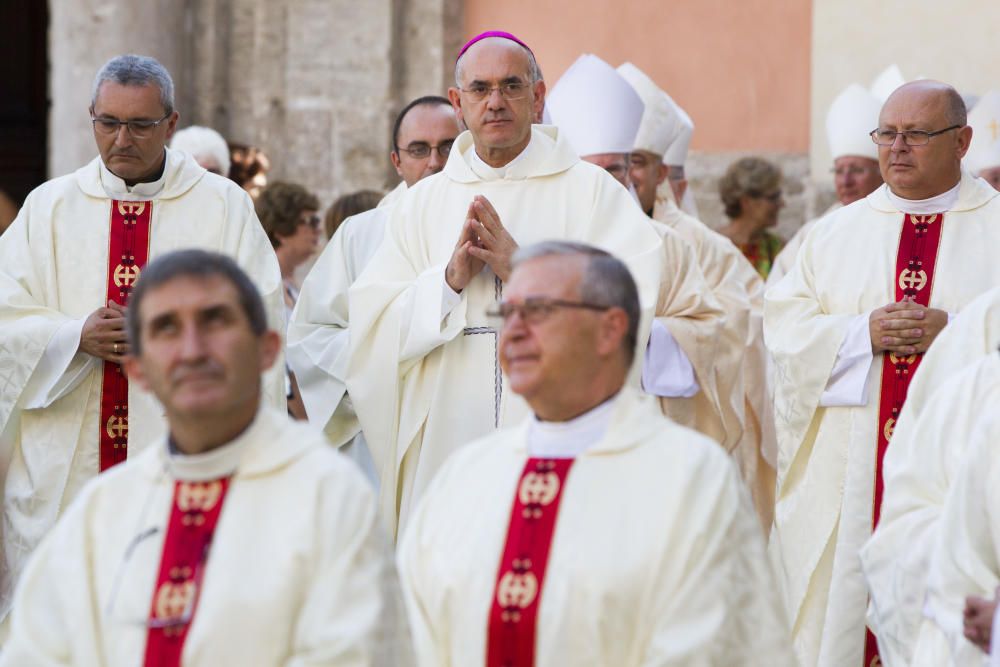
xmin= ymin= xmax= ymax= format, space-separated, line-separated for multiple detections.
xmin=597 ymin=307 xmax=630 ymax=358
xmin=123 ymin=354 xmax=150 ymax=390
xmin=390 ymin=150 xmax=403 ymax=178
xmin=447 ymin=87 xmax=464 ymax=127
xmin=258 ymin=329 xmax=282 ymax=373
xmin=532 ymin=80 xmax=547 ymax=124
xmin=956 ymin=125 xmax=973 ymax=159
xmin=670 ymin=178 xmax=688 ymax=204
xmin=165 ymin=111 xmax=180 ymax=140
xmin=656 ymin=163 xmax=669 ymax=186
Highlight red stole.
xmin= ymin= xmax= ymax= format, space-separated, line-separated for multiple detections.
xmin=865 ymin=213 xmax=944 ymax=667
xmin=143 ymin=478 xmax=230 ymax=667
xmin=487 ymin=458 xmax=574 ymax=667
xmin=99 ymin=200 xmax=153 ymax=471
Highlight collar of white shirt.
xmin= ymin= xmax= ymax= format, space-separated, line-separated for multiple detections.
xmin=526 ymin=394 xmax=619 ymax=459
xmin=886 ymin=180 xmax=961 ymax=214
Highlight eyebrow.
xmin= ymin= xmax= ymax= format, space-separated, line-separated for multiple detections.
xmin=467 ymin=75 xmax=527 ymax=86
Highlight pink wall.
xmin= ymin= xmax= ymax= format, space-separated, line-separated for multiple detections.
xmin=463 ymin=0 xmax=812 ymax=153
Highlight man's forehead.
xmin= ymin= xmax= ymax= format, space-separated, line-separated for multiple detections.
xmin=879 ymin=87 xmax=948 ymax=126
xmin=398 ymin=104 xmax=459 ymax=142
xmin=93 ymin=81 xmax=165 ymax=113
xmin=509 ymin=255 xmax=586 ymax=293
xmin=140 ymin=275 xmax=239 ymax=319
xmin=459 ymin=39 xmax=531 ymax=81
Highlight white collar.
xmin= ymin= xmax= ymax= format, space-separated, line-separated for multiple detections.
xmin=886 ymin=180 xmax=961 ymax=214
xmin=99 ymin=150 xmax=169 ymax=200
xmin=526 ymin=394 xmax=619 ymax=459
xmin=165 ymin=412 xmax=259 ymax=481
xmin=469 ymin=138 xmax=532 ymax=180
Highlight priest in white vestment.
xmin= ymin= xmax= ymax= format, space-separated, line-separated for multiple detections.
xmin=0 ymin=250 xmax=408 ymax=667
xmin=546 ymin=54 xmax=743 ymax=455
xmin=288 ymin=97 xmax=461 ymax=485
xmin=0 ymin=55 xmax=284 ymax=625
xmin=906 ymin=400 xmax=1000 ymax=666
xmin=766 ymin=80 xmax=1000 ymax=667
xmin=616 ymin=60 xmax=778 ymax=526
xmin=398 ymin=241 xmax=794 ymax=666
xmin=965 ymin=91 xmax=1000 ymax=191
xmin=861 ymin=284 xmax=1000 ymax=665
xmin=346 ymin=33 xmax=724 ymax=538
xmin=768 ymin=82 xmax=885 ymax=288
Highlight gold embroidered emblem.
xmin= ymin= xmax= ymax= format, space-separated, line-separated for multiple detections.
xmin=518 ymin=471 xmax=560 ymax=507
xmin=117 ymin=201 xmax=147 ymax=217
xmin=496 ymin=570 xmax=538 ymax=620
xmin=113 ymin=263 xmax=141 ymax=288
xmin=105 ymin=415 xmax=128 ymax=439
xmin=883 ymin=418 xmax=896 ymax=441
xmin=909 ymin=213 xmax=939 ymax=226
xmin=888 ymin=353 xmax=917 ymax=365
xmin=897 ymin=269 xmax=927 ymax=292
xmin=176 ymin=481 xmax=223 ymax=513
xmin=153 ymin=579 xmax=195 ymax=621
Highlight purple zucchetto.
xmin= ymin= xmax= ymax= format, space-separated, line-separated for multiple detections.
xmin=457 ymin=30 xmax=534 ymax=61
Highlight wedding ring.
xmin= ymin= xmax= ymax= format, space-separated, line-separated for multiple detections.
xmin=113 ymin=343 xmax=120 ymax=354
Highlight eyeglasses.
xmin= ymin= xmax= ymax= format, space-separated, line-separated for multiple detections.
xmin=397 ymin=140 xmax=454 ymax=159
xmin=869 ymin=125 xmax=962 ymax=146
xmin=831 ymin=165 xmax=878 ymax=178
xmin=485 ymin=297 xmax=611 ymax=326
xmin=459 ymin=82 xmax=531 ymax=103
xmin=91 ymin=112 xmax=172 ymax=139
xmin=299 ymin=213 xmax=321 ymax=229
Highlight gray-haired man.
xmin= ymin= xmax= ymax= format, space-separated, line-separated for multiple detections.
xmin=0 ymin=53 xmax=284 ymax=624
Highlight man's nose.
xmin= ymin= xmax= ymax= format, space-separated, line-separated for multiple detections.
xmin=178 ymin=326 xmax=207 ymax=359
xmin=485 ymin=88 xmax=507 ymax=110
xmin=427 ymin=148 xmax=446 ymax=170
xmin=114 ymin=124 xmax=133 ymax=146
xmin=890 ymin=132 xmax=910 ymax=151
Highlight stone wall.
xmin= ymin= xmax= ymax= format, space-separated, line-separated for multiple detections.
xmin=49 ymin=0 xmax=463 ymax=211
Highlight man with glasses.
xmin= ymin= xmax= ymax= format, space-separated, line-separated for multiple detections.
xmin=0 ymin=54 xmax=283 ymax=627
xmin=288 ymin=96 xmax=461 ymax=489
xmin=397 ymin=241 xmax=794 ymax=666
xmin=768 ymin=82 xmax=885 ymax=287
xmin=0 ymin=250 xmax=409 ymax=666
xmin=345 ymin=32 xmax=722 ymax=540
xmin=766 ymin=79 xmax=1000 ymax=667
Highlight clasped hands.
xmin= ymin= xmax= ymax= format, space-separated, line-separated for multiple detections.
xmin=80 ymin=301 xmax=129 ymax=362
xmin=869 ymin=299 xmax=948 ymax=356
xmin=445 ymin=195 xmax=518 ymax=292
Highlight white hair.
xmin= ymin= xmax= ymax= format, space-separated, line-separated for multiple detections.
xmin=170 ymin=126 xmax=231 ymax=176
xmin=92 ymin=54 xmax=174 ymax=113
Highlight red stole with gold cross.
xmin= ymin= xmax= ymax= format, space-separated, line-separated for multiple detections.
xmin=487 ymin=458 xmax=574 ymax=667
xmin=865 ymin=212 xmax=944 ymax=667
xmin=143 ymin=478 xmax=230 ymax=667
xmin=99 ymin=200 xmax=153 ymax=471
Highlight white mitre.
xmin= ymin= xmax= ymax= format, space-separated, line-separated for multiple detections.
xmin=826 ymin=83 xmax=881 ymax=161
xmin=170 ymin=125 xmax=231 ymax=175
xmin=617 ymin=62 xmax=678 ymax=158
xmin=662 ymin=95 xmax=694 ymax=167
xmin=546 ymin=54 xmax=644 ymax=157
xmin=870 ymin=64 xmax=906 ymax=103
xmin=965 ymin=91 xmax=1000 ymax=174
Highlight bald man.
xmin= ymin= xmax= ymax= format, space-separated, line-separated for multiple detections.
xmin=345 ymin=33 xmax=722 ymax=539
xmin=766 ymin=80 xmax=1000 ymax=666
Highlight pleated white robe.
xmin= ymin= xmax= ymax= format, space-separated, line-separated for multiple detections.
xmin=765 ymin=172 xmax=1000 ymax=666
xmin=861 ymin=286 xmax=1000 ymax=666
xmin=0 ymin=149 xmax=285 ymax=621
xmin=397 ymin=388 xmax=795 ymax=667
xmin=346 ymin=125 xmax=724 ymax=538
xmin=0 ymin=406 xmax=410 ymax=667
xmin=909 ymin=405 xmax=1000 ymax=667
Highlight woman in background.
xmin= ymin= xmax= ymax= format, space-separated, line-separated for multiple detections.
xmin=718 ymin=157 xmax=786 ymax=279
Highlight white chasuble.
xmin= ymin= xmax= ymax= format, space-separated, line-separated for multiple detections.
xmin=766 ymin=202 xmax=842 ymax=290
xmin=862 ymin=287 xmax=1000 ymax=666
xmin=346 ymin=125 xmax=724 ymax=538
xmin=910 ymin=406 xmax=1000 ymax=667
xmin=397 ymin=388 xmax=795 ymax=666
xmin=0 ymin=407 xmax=409 ymax=666
xmin=765 ymin=171 xmax=1000 ymax=667
xmin=0 ymin=149 xmax=285 ymax=622
xmin=287 ymin=182 xmax=406 ymax=482
xmin=652 ymin=193 xmax=777 ymax=528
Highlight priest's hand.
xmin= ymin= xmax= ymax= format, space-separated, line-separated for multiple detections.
xmin=445 ymin=201 xmax=488 ymax=292
xmin=465 ymin=196 xmax=519 ymax=282
xmin=80 ymin=302 xmax=129 ymax=362
xmin=963 ymin=589 xmax=998 ymax=653
xmin=869 ymin=301 xmax=948 ymax=355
